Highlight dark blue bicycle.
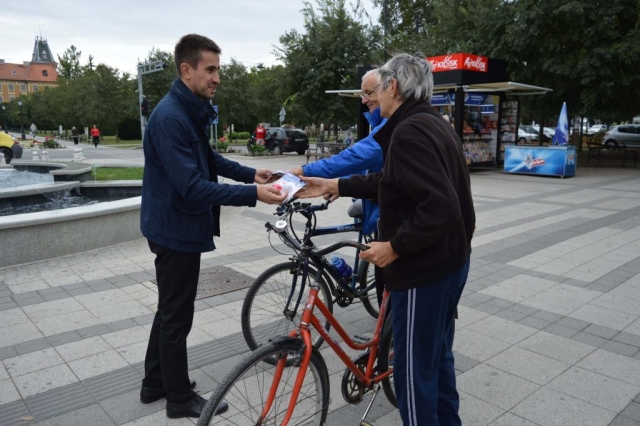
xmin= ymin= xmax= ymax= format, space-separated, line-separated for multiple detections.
xmin=241 ymin=200 xmax=379 ymax=352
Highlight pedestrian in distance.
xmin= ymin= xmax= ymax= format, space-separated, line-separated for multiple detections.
xmin=29 ymin=122 xmax=37 ymax=138
xmin=71 ymin=127 xmax=79 ymax=145
xmin=297 ymin=52 xmax=476 ymax=426
xmin=139 ymin=33 xmax=286 ymax=420
xmin=91 ymin=125 xmax=100 ymax=147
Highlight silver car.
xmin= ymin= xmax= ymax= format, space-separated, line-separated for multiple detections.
xmin=603 ymin=125 xmax=640 ymax=149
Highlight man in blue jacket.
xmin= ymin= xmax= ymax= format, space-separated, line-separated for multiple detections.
xmin=290 ymin=69 xmax=387 ymax=304
xmin=139 ymin=34 xmax=285 ymax=419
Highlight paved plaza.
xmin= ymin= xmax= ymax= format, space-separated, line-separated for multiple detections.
xmin=1 ymin=149 xmax=640 ymax=425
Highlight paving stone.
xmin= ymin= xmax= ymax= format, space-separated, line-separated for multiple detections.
xmin=556 ymin=316 xmax=591 ymax=331
xmin=89 ymin=283 xmax=118 ymax=293
xmin=602 ymin=341 xmax=640 ymax=357
xmin=614 ymin=332 xmax=640 ymax=349
xmin=577 ymin=349 xmax=640 ymax=387
xmin=452 ymin=353 xmax=480 ymax=373
xmin=106 ymin=318 xmax=138 ymax=332
xmin=98 ymin=389 xmax=164 ymax=425
xmin=84 ymin=279 xmax=111 ymax=288
xmin=509 ymin=304 xmax=539 ymax=316
xmin=585 ymin=324 xmax=619 ymax=339
xmin=517 ymin=331 xmax=596 ymax=364
xmin=467 ymin=316 xmax=537 ymax=345
xmin=608 ymin=415 xmax=640 ymax=426
xmin=620 ymin=402 xmax=640 ymax=422
xmin=547 ymin=366 xmax=640 ymax=412
xmin=545 ymin=323 xmax=579 ymax=338
xmin=15 ymin=296 xmax=46 ymax=307
xmin=518 ymin=316 xmax=552 ymax=330
xmin=132 ymin=314 xmax=155 ymax=326
xmin=572 ymin=331 xmax=608 ymax=348
xmin=13 ymin=364 xmax=78 ymax=398
xmin=486 ymin=298 xmax=516 ymax=309
xmin=66 ymin=287 xmax=96 ymax=297
xmin=36 ymin=287 xmax=66 ymax=296
xmin=45 ymin=331 xmax=83 ymax=347
xmin=474 ymin=302 xmax=504 ymax=315
xmin=495 ymin=309 xmax=528 ymax=323
xmin=531 ymin=309 xmax=564 ymax=323
xmin=457 ymin=364 xmax=540 ymax=410
xmin=512 ymin=387 xmax=617 ymax=426
xmin=459 ymin=391 xmax=505 ymax=426
xmin=34 ymin=404 xmax=116 ymax=426
xmin=77 ymin=324 xmax=111 ymax=339
xmin=0 ymin=346 xmax=18 ymax=361
xmin=14 ymin=338 xmax=51 ymax=356
xmin=0 ymin=301 xmax=19 ymax=311
xmin=62 ymin=282 xmax=90 ymax=291
xmin=41 ymin=292 xmax=70 ymax=302
xmin=489 ymin=413 xmax=539 ymax=426
xmin=486 ymin=346 xmax=570 ymax=386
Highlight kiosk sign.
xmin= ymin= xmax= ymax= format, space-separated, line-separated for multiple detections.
xmin=428 ymin=53 xmax=488 ymax=73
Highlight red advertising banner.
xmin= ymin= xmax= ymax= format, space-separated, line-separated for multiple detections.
xmin=427 ymin=53 xmax=488 ymax=73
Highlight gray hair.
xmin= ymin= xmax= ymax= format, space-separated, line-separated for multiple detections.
xmin=378 ymin=53 xmax=433 ymax=102
xmin=361 ymin=68 xmax=380 ymax=82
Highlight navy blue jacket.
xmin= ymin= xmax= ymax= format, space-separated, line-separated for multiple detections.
xmin=302 ymin=108 xmax=386 ymax=234
xmin=141 ymin=79 xmax=257 ymax=253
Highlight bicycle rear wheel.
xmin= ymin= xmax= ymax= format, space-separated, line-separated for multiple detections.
xmin=357 ymin=260 xmax=379 ymax=318
xmin=242 ymin=261 xmax=333 ymax=352
xmin=197 ymin=339 xmax=330 ymax=425
xmin=377 ymin=312 xmax=397 ymax=407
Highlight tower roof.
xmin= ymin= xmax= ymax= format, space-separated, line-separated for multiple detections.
xmin=32 ymin=36 xmax=54 ymax=64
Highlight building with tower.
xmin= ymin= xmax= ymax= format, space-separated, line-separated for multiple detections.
xmin=0 ymin=36 xmax=59 ymax=103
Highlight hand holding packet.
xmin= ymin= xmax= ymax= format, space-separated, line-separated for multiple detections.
xmin=271 ymin=172 xmax=306 ymax=203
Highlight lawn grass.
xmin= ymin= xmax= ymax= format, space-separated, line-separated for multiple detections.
xmin=94 ymin=167 xmax=144 ymax=181
xmin=100 ymin=136 xmax=142 ymax=146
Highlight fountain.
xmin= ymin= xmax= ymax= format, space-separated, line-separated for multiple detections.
xmin=0 ymin=161 xmax=143 ymax=267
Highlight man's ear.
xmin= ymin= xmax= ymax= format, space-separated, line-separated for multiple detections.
xmin=180 ymin=63 xmax=191 ymax=80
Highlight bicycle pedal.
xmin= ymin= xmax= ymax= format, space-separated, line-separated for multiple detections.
xmin=353 ymin=335 xmax=369 ymax=344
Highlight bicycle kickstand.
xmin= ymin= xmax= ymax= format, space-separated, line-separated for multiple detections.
xmin=359 ymin=383 xmax=381 ymax=426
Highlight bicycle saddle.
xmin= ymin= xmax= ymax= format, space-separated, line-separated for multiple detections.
xmin=347 ymin=199 xmax=363 ymax=218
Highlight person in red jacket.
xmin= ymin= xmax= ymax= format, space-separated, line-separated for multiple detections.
xmin=255 ymin=123 xmax=266 ymax=145
xmin=91 ymin=125 xmax=100 ymax=147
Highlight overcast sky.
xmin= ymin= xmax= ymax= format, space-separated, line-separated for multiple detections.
xmin=1 ymin=0 xmax=380 ymax=75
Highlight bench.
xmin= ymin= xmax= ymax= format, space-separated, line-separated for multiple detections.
xmin=586 ymin=141 xmax=638 ymax=168
xmin=305 ymin=142 xmax=349 ymax=164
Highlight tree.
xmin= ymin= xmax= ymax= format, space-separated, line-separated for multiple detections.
xmin=276 ymin=0 xmax=382 ymax=128
xmin=57 ymin=45 xmax=84 ymax=81
xmin=215 ymin=59 xmax=255 ymax=133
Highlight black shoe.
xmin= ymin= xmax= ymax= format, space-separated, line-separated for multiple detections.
xmin=140 ymin=380 xmax=196 ymax=404
xmin=166 ymin=394 xmax=229 ymax=419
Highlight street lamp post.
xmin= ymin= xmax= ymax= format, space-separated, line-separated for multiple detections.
xmin=1 ymin=104 xmax=7 ymax=133
xmin=17 ymin=100 xmax=25 ymax=140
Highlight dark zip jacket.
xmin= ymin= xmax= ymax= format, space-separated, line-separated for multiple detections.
xmin=338 ymin=100 xmax=475 ymax=290
xmin=141 ymin=79 xmax=257 ymax=253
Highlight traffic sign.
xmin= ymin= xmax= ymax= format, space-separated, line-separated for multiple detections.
xmin=212 ymin=105 xmax=218 ymax=124
xmin=279 ymin=107 xmax=286 ymax=125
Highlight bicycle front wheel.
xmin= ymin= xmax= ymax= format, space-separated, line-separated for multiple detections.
xmin=357 ymin=260 xmax=379 ymax=318
xmin=242 ymin=262 xmax=333 ymax=351
xmin=197 ymin=339 xmax=330 ymax=425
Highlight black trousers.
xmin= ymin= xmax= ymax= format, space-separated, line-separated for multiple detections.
xmin=143 ymin=240 xmax=201 ymax=403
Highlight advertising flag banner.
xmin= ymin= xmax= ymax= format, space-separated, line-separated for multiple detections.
xmin=552 ymin=102 xmax=569 ymax=146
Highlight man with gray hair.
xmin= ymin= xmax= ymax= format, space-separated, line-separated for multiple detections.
xmin=298 ymin=53 xmax=475 ymax=425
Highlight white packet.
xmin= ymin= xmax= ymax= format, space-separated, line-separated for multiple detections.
xmin=271 ymin=172 xmax=306 ymax=203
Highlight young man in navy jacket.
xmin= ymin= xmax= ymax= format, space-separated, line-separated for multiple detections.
xmin=139 ymin=34 xmax=285 ymax=419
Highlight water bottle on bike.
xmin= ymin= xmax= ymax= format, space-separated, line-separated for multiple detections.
xmin=330 ymin=255 xmax=353 ymax=279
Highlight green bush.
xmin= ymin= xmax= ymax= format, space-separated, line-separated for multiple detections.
xmin=249 ymin=144 xmax=266 ymax=155
xmin=43 ymin=138 xmax=60 ymax=149
xmin=215 ymin=141 xmax=229 ymax=152
xmin=226 ymin=131 xmax=250 ymax=140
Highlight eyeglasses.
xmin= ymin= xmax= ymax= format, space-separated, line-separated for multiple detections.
xmin=360 ymin=84 xmax=381 ymax=100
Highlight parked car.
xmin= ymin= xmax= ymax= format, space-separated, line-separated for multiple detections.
xmin=587 ymin=124 xmax=608 ymax=135
xmin=0 ymin=132 xmax=23 ymax=164
xmin=602 ymin=125 xmax=640 ymax=149
xmin=283 ymin=128 xmax=309 ymax=155
xmin=517 ymin=127 xmax=538 ymax=143
xmin=531 ymin=125 xmax=556 ymax=142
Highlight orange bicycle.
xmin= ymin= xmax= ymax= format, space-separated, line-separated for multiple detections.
xmin=197 ymin=207 xmax=396 ymax=425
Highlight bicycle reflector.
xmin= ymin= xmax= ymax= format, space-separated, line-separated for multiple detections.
xmin=275 ymin=220 xmax=288 ymax=231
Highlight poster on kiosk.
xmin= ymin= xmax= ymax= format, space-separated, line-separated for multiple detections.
xmin=504 ymin=102 xmax=576 ymax=178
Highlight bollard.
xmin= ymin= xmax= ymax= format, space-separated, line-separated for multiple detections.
xmin=32 ymin=150 xmax=39 ymax=161
xmin=42 ymin=150 xmax=49 ymax=161
xmin=73 ymin=148 xmax=80 ymax=161
xmin=78 ymin=148 xmax=85 ymax=160
xmin=0 ymin=153 xmax=5 ymax=165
